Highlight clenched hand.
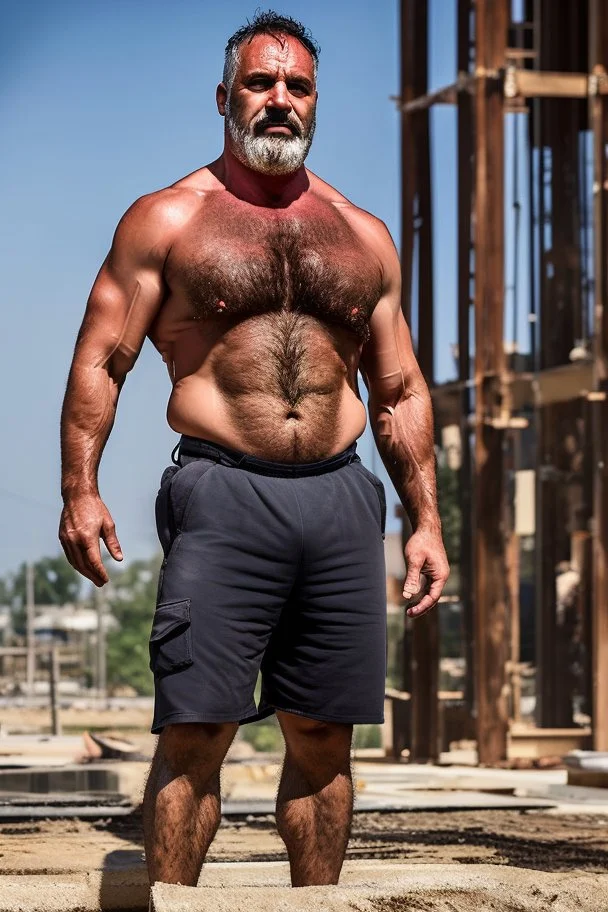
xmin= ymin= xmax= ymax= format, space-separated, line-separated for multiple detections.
xmin=402 ymin=526 xmax=449 ymax=618
xmin=59 ymin=494 xmax=123 ymax=587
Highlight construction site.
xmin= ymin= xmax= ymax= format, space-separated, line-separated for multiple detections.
xmin=1 ymin=1 xmax=608 ymax=910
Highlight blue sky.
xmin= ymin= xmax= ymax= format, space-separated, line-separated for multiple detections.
xmin=1 ymin=0 xmax=469 ymax=578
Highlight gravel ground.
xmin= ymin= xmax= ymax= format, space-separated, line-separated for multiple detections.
xmin=2 ymin=808 xmax=607 ymax=875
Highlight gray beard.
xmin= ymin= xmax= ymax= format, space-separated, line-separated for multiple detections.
xmin=225 ymin=101 xmax=316 ymax=176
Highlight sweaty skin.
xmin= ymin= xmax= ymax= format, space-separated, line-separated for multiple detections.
xmin=59 ymin=31 xmax=449 ymax=617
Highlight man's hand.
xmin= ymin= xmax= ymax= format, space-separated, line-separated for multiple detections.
xmin=402 ymin=527 xmax=449 ymax=618
xmin=59 ymin=494 xmax=123 ymax=587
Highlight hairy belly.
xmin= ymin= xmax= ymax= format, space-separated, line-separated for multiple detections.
xmin=166 ymin=312 xmax=367 ymax=462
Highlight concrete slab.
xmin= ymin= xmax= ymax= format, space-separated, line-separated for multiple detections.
xmin=3 ymin=863 xmax=608 ymax=912
xmin=220 ymin=791 xmax=556 ymax=816
xmin=515 ymin=781 xmax=608 ymax=814
xmin=0 ymin=870 xmax=149 ymax=911
xmin=150 ymin=862 xmax=608 ymax=912
xmin=0 ymin=761 xmax=149 ymax=805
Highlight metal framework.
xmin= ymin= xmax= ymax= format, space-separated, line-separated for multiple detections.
xmin=398 ymin=0 xmax=608 ymax=763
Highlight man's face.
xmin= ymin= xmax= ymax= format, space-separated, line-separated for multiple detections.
xmin=221 ymin=33 xmax=318 ymax=176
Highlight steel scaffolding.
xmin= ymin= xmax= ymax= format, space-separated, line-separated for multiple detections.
xmin=397 ymin=0 xmax=608 ymax=763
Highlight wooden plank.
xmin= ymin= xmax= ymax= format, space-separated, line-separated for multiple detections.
xmin=510 ymin=69 xmax=591 ymax=99
xmin=534 ymin=362 xmax=595 ymax=406
xmin=473 ymin=0 xmax=510 ymax=765
xmin=402 ymin=84 xmax=459 ymax=113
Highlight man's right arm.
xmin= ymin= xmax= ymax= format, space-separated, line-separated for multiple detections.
xmin=59 ymin=192 xmax=181 ymax=587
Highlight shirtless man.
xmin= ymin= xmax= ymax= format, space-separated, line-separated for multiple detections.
xmin=59 ymin=11 xmax=449 ymax=890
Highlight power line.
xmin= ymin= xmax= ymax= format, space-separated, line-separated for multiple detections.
xmin=0 ymin=487 xmax=58 ymax=512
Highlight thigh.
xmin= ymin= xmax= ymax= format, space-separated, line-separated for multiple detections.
xmin=151 ymin=464 xmax=301 ymax=732
xmin=259 ymin=464 xmax=387 ymax=725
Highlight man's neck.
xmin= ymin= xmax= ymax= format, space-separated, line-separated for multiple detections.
xmin=215 ymin=147 xmax=309 ymax=207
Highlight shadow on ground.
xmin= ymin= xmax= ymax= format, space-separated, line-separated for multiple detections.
xmin=97 ymin=806 xmax=608 ymax=873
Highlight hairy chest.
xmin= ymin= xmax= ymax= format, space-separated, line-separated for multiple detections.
xmin=169 ymin=204 xmax=383 ymax=340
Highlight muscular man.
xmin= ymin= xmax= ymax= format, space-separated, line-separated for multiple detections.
xmin=59 ymin=11 xmax=449 ymax=890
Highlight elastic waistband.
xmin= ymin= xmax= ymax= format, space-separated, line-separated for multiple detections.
xmin=174 ymin=435 xmax=359 ymax=478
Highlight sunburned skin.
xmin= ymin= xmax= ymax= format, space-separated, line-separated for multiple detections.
xmin=93 ymin=280 xmax=143 ymax=371
xmin=59 ymin=29 xmax=448 ymax=613
xmin=149 ymin=188 xmax=383 ymax=461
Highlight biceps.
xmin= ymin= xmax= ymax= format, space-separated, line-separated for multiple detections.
xmin=75 ymin=264 xmax=163 ymax=377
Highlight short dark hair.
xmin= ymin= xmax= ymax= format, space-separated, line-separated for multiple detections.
xmin=223 ymin=10 xmax=320 ymax=88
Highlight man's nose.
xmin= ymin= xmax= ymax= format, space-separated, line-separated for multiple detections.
xmin=267 ymin=81 xmax=291 ymax=111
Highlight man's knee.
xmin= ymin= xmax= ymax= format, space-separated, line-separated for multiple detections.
xmin=158 ymin=721 xmax=237 ymax=777
xmin=277 ymin=713 xmax=353 ymax=777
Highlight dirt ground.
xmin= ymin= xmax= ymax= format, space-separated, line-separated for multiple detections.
xmin=1 ymin=808 xmax=608 ymax=875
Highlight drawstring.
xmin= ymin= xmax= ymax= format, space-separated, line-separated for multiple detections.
xmin=171 ymin=442 xmax=181 ymax=466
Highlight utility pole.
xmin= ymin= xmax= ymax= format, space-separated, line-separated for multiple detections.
xmin=26 ymin=563 xmax=35 ymax=697
xmin=49 ymin=646 xmax=61 ymax=735
xmin=95 ymin=586 xmax=107 ymax=704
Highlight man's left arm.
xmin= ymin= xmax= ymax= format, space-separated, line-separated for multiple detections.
xmin=360 ymin=225 xmax=449 ymax=617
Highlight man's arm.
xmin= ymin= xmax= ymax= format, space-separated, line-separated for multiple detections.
xmin=360 ymin=224 xmax=449 ymax=616
xmin=59 ymin=192 xmax=180 ymax=587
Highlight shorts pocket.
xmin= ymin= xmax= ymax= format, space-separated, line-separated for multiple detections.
xmin=149 ymin=599 xmax=193 ymax=677
xmin=353 ymin=463 xmax=387 ymax=537
xmin=169 ymin=459 xmax=217 ymax=533
xmin=155 ymin=466 xmax=180 ymax=557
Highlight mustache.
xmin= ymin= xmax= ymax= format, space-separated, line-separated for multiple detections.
xmin=253 ymin=113 xmax=303 ymax=138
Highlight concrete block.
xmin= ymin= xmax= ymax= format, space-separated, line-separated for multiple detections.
xmin=2 ymin=862 xmax=608 ymax=912
xmin=150 ymin=862 xmax=608 ymax=912
xmin=0 ymin=870 xmax=149 ymax=911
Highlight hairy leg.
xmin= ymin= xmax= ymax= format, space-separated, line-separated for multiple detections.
xmin=142 ymin=721 xmax=238 ymax=885
xmin=274 ymin=711 xmax=354 ymax=886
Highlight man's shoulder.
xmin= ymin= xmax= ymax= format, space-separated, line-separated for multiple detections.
xmin=307 ymin=170 xmax=391 ymax=238
xmin=121 ymin=179 xmax=207 ymax=231
xmin=114 ymin=170 xmax=217 ymax=256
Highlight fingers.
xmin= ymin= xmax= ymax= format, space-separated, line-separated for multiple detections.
xmin=69 ymin=538 xmax=108 ymax=587
xmin=59 ymin=523 xmax=108 ymax=588
xmin=102 ymin=514 xmax=123 ymax=562
xmin=406 ymin=577 xmax=444 ymax=618
xmin=402 ymin=559 xmax=423 ymax=600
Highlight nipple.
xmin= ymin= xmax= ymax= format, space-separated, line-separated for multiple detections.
xmin=216 ymin=300 xmax=227 ymax=313
xmin=351 ymin=306 xmax=360 ymax=316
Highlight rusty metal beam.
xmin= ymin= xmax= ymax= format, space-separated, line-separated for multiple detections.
xmin=535 ymin=404 xmax=579 ymax=728
xmin=473 ymin=0 xmax=509 ymax=765
xmin=394 ymin=71 xmax=608 ymax=117
xmin=590 ymin=0 xmax=608 ymax=750
xmin=457 ymin=0 xmax=475 ymax=714
xmin=400 ymin=0 xmax=440 ymax=764
xmin=400 ymin=0 xmax=416 ymax=324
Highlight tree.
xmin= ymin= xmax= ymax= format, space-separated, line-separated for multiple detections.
xmin=11 ymin=555 xmax=82 ymax=606
xmin=0 ymin=575 xmax=11 ymax=606
xmin=10 ymin=555 xmax=82 ymax=632
xmin=105 ymin=554 xmax=163 ymax=696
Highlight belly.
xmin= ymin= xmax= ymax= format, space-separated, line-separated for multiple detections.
xmin=166 ymin=311 xmax=367 ymax=462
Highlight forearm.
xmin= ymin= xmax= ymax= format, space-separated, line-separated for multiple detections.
xmin=370 ymin=382 xmax=440 ymax=532
xmin=60 ymin=357 xmax=121 ymax=501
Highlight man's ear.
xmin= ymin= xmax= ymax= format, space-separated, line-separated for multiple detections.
xmin=216 ymin=82 xmax=227 ymax=116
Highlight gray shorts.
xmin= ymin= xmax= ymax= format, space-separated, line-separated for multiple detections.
xmin=150 ymin=436 xmax=387 ymax=733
